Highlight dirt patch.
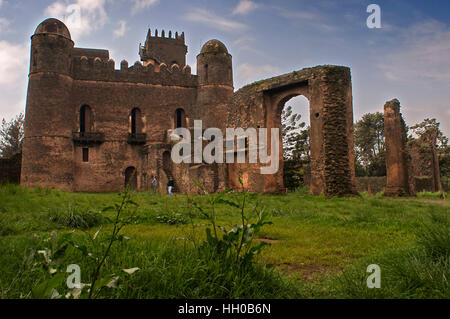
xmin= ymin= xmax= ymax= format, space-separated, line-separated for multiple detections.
xmin=255 ymin=237 xmax=280 ymax=244
xmin=277 ymin=262 xmax=341 ymax=282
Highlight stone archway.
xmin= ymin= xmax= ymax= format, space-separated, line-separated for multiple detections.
xmin=229 ymin=65 xmax=357 ymax=197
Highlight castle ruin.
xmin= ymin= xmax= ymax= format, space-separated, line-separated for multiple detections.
xmin=21 ymin=18 xmax=357 ymax=197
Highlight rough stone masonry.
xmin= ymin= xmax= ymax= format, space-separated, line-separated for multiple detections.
xmin=21 ymin=18 xmax=357 ymax=197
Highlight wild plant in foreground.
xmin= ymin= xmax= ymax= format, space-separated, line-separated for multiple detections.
xmin=31 ymin=181 xmax=140 ymax=299
xmin=189 ymin=178 xmax=273 ymax=266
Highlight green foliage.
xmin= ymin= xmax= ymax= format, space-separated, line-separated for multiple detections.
xmin=416 ymin=213 xmax=450 ymax=261
xmin=0 ymin=113 xmax=24 ymax=158
xmin=281 ymin=106 xmax=310 ymax=189
xmin=191 ymin=179 xmax=272 ymax=266
xmin=48 ymin=205 xmax=104 ymax=230
xmin=331 ymin=216 xmax=449 ymax=298
xmin=0 ymin=183 xmax=449 ymax=299
xmin=281 ymin=105 xmax=305 ymax=159
xmin=354 ymin=112 xmax=386 ymax=177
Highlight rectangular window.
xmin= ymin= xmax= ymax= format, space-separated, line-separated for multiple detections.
xmin=82 ymin=148 xmax=89 ymax=162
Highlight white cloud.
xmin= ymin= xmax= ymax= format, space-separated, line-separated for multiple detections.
xmin=0 ymin=41 xmax=28 ymax=87
xmin=232 ymin=0 xmax=259 ymax=15
xmin=45 ymin=0 xmax=109 ymax=41
xmin=0 ymin=41 xmax=29 ymax=120
xmin=131 ymin=0 xmax=159 ymax=15
xmin=236 ymin=63 xmax=280 ymax=88
xmin=113 ymin=20 xmax=127 ymax=38
xmin=185 ymin=8 xmax=247 ymax=32
xmin=379 ymin=20 xmax=450 ymax=82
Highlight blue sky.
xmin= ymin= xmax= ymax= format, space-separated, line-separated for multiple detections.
xmin=0 ymin=0 xmax=449 ymax=135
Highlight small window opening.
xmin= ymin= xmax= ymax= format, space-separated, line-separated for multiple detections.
xmin=82 ymin=148 xmax=89 ymax=162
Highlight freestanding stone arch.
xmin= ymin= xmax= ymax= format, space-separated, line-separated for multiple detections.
xmin=228 ymin=65 xmax=357 ymax=197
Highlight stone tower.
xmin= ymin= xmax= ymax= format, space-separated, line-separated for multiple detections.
xmin=196 ymin=40 xmax=234 ymax=131
xmin=139 ymin=29 xmax=187 ymax=67
xmin=21 ymin=18 xmax=75 ymax=190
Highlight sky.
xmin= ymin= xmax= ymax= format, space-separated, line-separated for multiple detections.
xmin=0 ymin=0 xmax=449 ymax=135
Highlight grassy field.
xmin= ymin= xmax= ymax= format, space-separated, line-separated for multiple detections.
xmin=0 ymin=184 xmax=448 ymax=299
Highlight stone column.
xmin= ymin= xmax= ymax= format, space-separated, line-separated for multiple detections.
xmin=384 ymin=99 xmax=410 ymax=196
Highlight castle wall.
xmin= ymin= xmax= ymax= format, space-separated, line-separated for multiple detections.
xmin=69 ymin=77 xmax=198 ymax=192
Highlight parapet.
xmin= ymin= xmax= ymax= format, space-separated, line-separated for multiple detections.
xmin=73 ymin=48 xmax=109 ymax=60
xmin=72 ymin=54 xmax=197 ymax=87
xmin=145 ymin=28 xmax=185 ymax=42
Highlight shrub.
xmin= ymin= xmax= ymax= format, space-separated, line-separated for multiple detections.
xmin=48 ymin=205 xmax=103 ymax=230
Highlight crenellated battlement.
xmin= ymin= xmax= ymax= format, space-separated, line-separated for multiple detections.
xmin=145 ymin=28 xmax=185 ymax=42
xmin=71 ymin=55 xmax=197 ymax=87
xmin=140 ymin=28 xmax=188 ymax=67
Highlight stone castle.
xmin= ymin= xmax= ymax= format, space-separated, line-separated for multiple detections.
xmin=21 ymin=18 xmax=358 ymax=197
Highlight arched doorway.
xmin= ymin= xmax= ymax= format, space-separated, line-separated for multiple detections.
xmin=124 ymin=166 xmax=137 ymax=190
xmin=262 ymin=82 xmax=316 ymax=194
xmin=281 ymin=95 xmax=310 ymax=191
xmin=228 ymin=66 xmax=356 ymax=197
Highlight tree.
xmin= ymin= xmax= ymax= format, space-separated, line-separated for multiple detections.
xmin=281 ymin=105 xmax=305 ymax=160
xmin=409 ymin=118 xmax=448 ymax=148
xmin=354 ymin=112 xmax=385 ymax=176
xmin=281 ymin=106 xmax=310 ymax=190
xmin=0 ymin=113 xmax=24 ymax=158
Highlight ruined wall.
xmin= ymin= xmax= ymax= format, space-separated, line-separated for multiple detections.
xmin=355 ymin=176 xmax=386 ymax=194
xmin=407 ymin=133 xmax=443 ymax=193
xmin=228 ymin=66 xmax=356 ymax=197
xmin=384 ymin=99 xmax=410 ymax=196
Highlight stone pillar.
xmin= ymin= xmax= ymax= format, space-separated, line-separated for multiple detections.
xmin=428 ymin=131 xmax=445 ymax=198
xmin=384 ymin=99 xmax=410 ymax=196
xmin=320 ymin=66 xmax=357 ymax=198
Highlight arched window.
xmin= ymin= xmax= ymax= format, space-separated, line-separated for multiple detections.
xmin=130 ymin=108 xmax=142 ymax=135
xmin=175 ymin=108 xmax=186 ymax=128
xmin=204 ymin=64 xmax=209 ymax=81
xmin=80 ymin=105 xmax=93 ymax=134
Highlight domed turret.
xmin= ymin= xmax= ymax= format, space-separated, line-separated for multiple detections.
xmin=30 ymin=18 xmax=73 ymax=75
xmin=197 ymin=39 xmax=233 ymax=87
xmin=200 ymin=40 xmax=229 ymax=55
xmin=34 ymin=18 xmax=72 ymax=40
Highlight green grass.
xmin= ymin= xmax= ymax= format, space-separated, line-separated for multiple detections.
xmin=0 ymin=184 xmax=448 ymax=299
